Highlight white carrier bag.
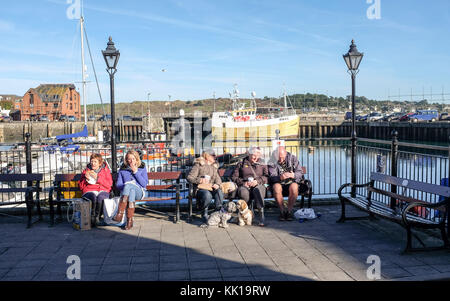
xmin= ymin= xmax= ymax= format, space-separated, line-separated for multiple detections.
xmin=294 ymin=208 xmax=317 ymax=220
xmin=103 ymin=197 xmax=126 ymax=226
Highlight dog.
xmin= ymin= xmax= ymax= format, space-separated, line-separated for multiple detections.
xmin=220 ymin=182 xmax=237 ymax=194
xmin=200 ymin=201 xmax=237 ymax=229
xmin=236 ymin=199 xmax=253 ymax=226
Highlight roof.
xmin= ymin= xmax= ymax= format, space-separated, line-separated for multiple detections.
xmin=33 ymin=84 xmax=76 ymax=102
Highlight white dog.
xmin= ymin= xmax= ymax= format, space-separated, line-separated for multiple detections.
xmin=200 ymin=201 xmax=237 ymax=229
xmin=237 ymin=199 xmax=253 ymax=226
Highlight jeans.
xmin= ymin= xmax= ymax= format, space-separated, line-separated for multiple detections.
xmin=196 ymin=189 xmax=224 ymax=212
xmin=121 ymin=183 xmax=144 ymax=203
xmin=82 ymin=191 xmax=110 ymax=218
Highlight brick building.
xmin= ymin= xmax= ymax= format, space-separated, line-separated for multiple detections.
xmin=19 ymin=84 xmax=81 ymax=121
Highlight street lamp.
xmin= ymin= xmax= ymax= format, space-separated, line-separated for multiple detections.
xmin=168 ymin=95 xmax=172 ymax=116
xmin=102 ymin=36 xmax=120 ymax=174
xmin=343 ymin=39 xmax=363 ymax=197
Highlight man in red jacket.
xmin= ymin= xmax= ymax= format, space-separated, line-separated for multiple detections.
xmin=79 ymin=154 xmax=113 ymax=227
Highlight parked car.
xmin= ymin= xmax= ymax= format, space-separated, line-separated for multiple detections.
xmin=120 ymin=115 xmax=133 ymax=121
xmin=367 ymin=112 xmax=384 ymax=122
xmin=132 ymin=117 xmax=143 ymax=121
xmin=59 ymin=114 xmax=68 ymax=121
xmin=67 ymin=115 xmax=76 ymax=122
xmin=439 ymin=112 xmax=450 ymax=121
xmin=0 ymin=116 xmax=11 ymax=122
xmin=383 ymin=112 xmax=404 ymax=122
xmin=409 ymin=110 xmax=439 ymax=123
xmin=358 ymin=114 xmax=369 ymax=121
xmin=88 ymin=115 xmax=97 ymax=121
xmin=98 ymin=114 xmax=111 ymax=121
xmin=399 ymin=112 xmax=414 ymax=122
xmin=344 ymin=112 xmax=352 ymax=120
xmin=39 ymin=115 xmax=49 ymax=122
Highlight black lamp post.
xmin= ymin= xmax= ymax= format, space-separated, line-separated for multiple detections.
xmin=102 ymin=36 xmax=120 ymax=174
xmin=343 ymin=39 xmax=363 ymax=197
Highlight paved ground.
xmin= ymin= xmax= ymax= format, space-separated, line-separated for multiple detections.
xmin=1 ymin=203 xmax=450 ymax=281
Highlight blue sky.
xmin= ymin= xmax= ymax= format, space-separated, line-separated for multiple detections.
xmin=1 ymin=0 xmax=450 ymax=104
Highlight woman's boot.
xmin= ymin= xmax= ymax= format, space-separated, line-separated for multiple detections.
xmin=125 ymin=202 xmax=135 ymax=230
xmin=113 ymin=195 xmax=128 ymax=222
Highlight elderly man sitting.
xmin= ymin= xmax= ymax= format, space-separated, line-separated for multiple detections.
xmin=268 ymin=146 xmax=304 ymax=221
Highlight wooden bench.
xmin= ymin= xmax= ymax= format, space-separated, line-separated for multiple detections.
xmin=338 ymin=172 xmax=450 ymax=253
xmin=0 ymin=174 xmax=44 ymax=228
xmin=136 ymin=171 xmax=183 ymax=223
xmin=187 ymin=166 xmax=313 ymax=221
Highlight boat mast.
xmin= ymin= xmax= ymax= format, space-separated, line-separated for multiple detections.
xmin=80 ymin=2 xmax=87 ymax=125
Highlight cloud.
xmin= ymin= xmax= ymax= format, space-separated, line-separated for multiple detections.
xmin=0 ymin=19 xmax=15 ymax=33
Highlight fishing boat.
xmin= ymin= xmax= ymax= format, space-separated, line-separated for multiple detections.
xmin=211 ymin=85 xmax=300 ymax=144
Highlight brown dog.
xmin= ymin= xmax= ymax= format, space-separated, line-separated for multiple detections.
xmin=237 ymin=199 xmax=253 ymax=226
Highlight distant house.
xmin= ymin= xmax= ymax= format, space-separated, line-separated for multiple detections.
xmin=20 ymin=84 xmax=81 ymax=121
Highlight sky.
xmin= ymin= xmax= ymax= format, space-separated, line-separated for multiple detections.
xmin=1 ymin=0 xmax=450 ymax=105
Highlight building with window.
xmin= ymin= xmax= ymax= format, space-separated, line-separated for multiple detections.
xmin=20 ymin=84 xmax=81 ymax=121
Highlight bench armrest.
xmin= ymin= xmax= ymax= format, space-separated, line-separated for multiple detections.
xmin=402 ymin=198 xmax=449 ymax=226
xmin=338 ymin=182 xmax=370 ymax=198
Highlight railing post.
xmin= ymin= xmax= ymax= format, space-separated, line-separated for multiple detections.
xmin=25 ymin=133 xmax=32 ymax=191
xmin=447 ymin=135 xmax=450 ymax=238
xmin=390 ymin=130 xmax=399 ymax=209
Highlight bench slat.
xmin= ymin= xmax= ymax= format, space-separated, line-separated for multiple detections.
xmin=345 ymin=195 xmax=439 ymax=225
xmin=370 ymin=172 xmax=450 ymax=197
xmin=54 ymin=174 xmax=81 ymax=182
xmin=140 ymin=197 xmax=174 ymax=201
xmin=0 ymin=174 xmax=43 ymax=182
xmin=146 ymin=185 xmax=176 ymax=190
xmin=147 ymin=172 xmax=181 ymax=180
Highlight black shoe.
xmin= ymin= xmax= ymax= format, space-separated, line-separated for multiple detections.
xmin=285 ymin=210 xmax=294 ymax=221
xmin=279 ymin=211 xmax=286 ymax=221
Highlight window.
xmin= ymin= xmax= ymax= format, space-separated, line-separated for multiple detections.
xmin=54 ymin=103 xmax=58 ymax=108
xmin=70 ymin=104 xmax=73 ymax=110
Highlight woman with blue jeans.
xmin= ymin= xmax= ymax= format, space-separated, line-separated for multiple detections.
xmin=187 ymin=150 xmax=224 ymax=222
xmin=113 ymin=150 xmax=148 ymax=230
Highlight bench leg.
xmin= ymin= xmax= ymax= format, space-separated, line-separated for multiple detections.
xmin=404 ymin=226 xmax=413 ymax=253
xmin=175 ymin=196 xmax=180 ymax=224
xmin=57 ymin=203 xmax=63 ymax=222
xmin=26 ymin=194 xmax=33 ymax=229
xmin=337 ymin=198 xmax=346 ymax=223
xmin=300 ymin=195 xmax=305 ymax=209
xmin=308 ymin=191 xmax=312 ymax=208
xmin=441 ymin=224 xmax=450 ymax=248
xmin=49 ymin=196 xmax=55 ymax=227
xmin=36 ymin=195 xmax=42 ymax=221
xmin=188 ymin=195 xmax=193 ymax=222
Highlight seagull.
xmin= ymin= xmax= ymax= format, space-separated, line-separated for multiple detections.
xmin=161 ymin=69 xmax=166 ymax=72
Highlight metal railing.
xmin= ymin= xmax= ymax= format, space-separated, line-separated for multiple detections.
xmin=0 ymin=134 xmax=449 ymax=216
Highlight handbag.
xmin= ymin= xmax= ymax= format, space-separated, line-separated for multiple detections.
xmin=197 ymin=183 xmax=213 ymax=191
xmin=103 ymin=197 xmax=126 ymax=226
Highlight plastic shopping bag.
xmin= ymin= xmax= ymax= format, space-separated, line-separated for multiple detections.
xmin=294 ymin=208 xmax=317 ymax=220
xmin=103 ymin=197 xmax=126 ymax=227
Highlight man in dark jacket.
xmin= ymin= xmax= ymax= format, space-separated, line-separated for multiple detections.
xmin=232 ymin=146 xmax=268 ymax=226
xmin=268 ymin=146 xmax=303 ymax=221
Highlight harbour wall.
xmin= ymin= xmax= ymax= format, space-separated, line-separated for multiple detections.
xmin=1 ymin=120 xmax=449 ymax=144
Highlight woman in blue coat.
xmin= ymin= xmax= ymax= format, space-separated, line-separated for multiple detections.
xmin=113 ymin=150 xmax=148 ymax=230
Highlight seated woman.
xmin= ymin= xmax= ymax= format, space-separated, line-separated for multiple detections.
xmin=187 ymin=149 xmax=224 ymax=222
xmin=113 ymin=150 xmax=148 ymax=230
xmin=79 ymin=153 xmax=113 ymax=227
xmin=232 ymin=146 xmax=268 ymax=226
